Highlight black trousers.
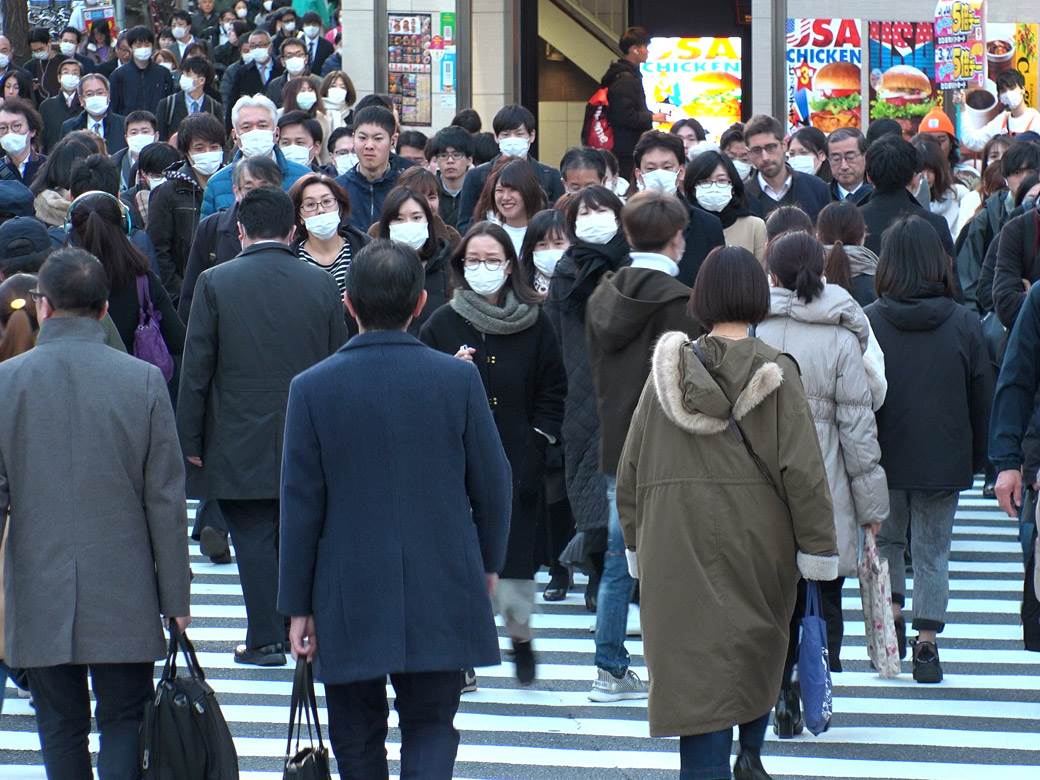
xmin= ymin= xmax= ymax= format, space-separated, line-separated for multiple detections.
xmin=218 ymin=498 xmax=282 ymax=649
xmin=27 ymin=662 xmax=154 ymax=780
xmin=782 ymin=576 xmax=846 ymax=686
xmin=325 ymin=670 xmax=462 ymax=780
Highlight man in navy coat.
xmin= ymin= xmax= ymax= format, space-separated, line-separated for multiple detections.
xmin=278 ymin=239 xmax=512 ymax=779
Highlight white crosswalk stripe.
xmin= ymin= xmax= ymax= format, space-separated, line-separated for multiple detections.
xmin=2 ymin=482 xmax=1039 ymax=778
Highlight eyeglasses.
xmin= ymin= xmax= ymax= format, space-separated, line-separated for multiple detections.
xmin=463 ymin=257 xmax=507 ymax=270
xmin=0 ymin=121 xmax=27 ymax=134
xmin=299 ymin=197 xmax=338 ymax=214
xmin=747 ymin=142 xmax=781 ymax=158
xmin=698 ymin=180 xmax=730 ymax=189
xmin=828 ymin=151 xmax=863 ymax=166
xmin=435 ymin=151 xmax=466 ymax=161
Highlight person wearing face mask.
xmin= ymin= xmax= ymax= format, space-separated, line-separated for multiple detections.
xmin=225 ymin=30 xmax=284 ymax=133
xmin=202 ymin=93 xmax=309 ymax=216
xmin=743 ymin=115 xmax=830 ymax=223
xmin=39 ymin=60 xmax=85 ymax=153
xmin=111 ymin=110 xmax=158 ymax=192
xmin=109 ymin=26 xmax=175 ymax=117
xmin=60 ymin=73 xmax=128 ymax=154
xmin=472 ymin=158 xmax=546 ymax=257
xmin=280 ymin=78 xmax=333 ymax=165
xmin=327 ymin=126 xmax=358 ymax=177
xmin=319 ymin=70 xmax=356 ymax=132
xmin=786 ymin=127 xmax=831 ymax=183
xmin=154 ymin=57 xmax=224 ymax=141
xmin=633 ymin=131 xmax=725 ymax=286
xmin=147 ymin=114 xmax=228 ymax=304
xmin=456 ymin=105 xmax=565 ymax=232
xmin=169 ymin=10 xmax=198 ymax=64
xmin=278 ymin=110 xmax=327 ymax=173
xmin=26 ymin=26 xmax=94 ymax=103
xmin=585 ymin=191 xmax=705 ymax=708
xmin=720 ymin=123 xmax=754 ymax=182
xmin=270 ymin=9 xmax=300 ymax=55
xmin=0 ymin=100 xmax=46 ymax=186
xmin=421 ymin=220 xmax=566 ymax=691
xmin=123 ymin=141 xmax=181 ymax=230
xmin=300 ymin=12 xmax=333 ymax=74
xmin=264 ymin=39 xmax=310 ymax=109
xmin=543 ymin=186 xmax=628 ymax=615
xmin=685 ymin=150 xmax=767 ymax=265
xmin=963 ymin=70 xmax=1040 ymax=152
xmin=517 ymin=208 xmax=570 ymax=298
xmin=373 ymin=186 xmax=456 ymax=334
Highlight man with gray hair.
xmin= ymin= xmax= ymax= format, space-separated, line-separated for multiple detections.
xmin=59 ymin=73 xmax=128 ymax=154
xmin=201 ymin=92 xmax=309 ymax=216
xmin=826 ymin=127 xmax=872 ymax=204
xmin=0 ymin=247 xmax=190 ymax=777
xmin=225 ymin=29 xmax=283 ymax=130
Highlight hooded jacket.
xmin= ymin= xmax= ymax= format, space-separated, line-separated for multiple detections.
xmin=866 ymin=289 xmax=993 ymax=490
xmin=831 ymin=243 xmax=880 ymax=307
xmin=757 ymin=285 xmax=889 ymax=576
xmin=586 ymin=264 xmax=701 ymax=474
xmin=601 ymin=59 xmax=653 ymax=160
xmin=617 ymin=332 xmax=837 ymax=736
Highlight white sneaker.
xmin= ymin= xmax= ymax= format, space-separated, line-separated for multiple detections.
xmin=588 ymin=668 xmax=649 ymax=702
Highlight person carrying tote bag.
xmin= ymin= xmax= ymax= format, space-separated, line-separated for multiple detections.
xmin=284 ymin=658 xmax=331 ymax=779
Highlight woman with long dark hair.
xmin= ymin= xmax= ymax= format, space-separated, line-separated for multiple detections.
xmin=816 ymin=200 xmax=879 ymax=307
xmin=866 ymin=215 xmax=993 ymax=683
xmin=420 ymin=221 xmax=566 ymax=689
xmin=684 ymin=150 xmax=766 ymax=264
xmin=914 ymin=137 xmax=967 ymax=239
xmin=473 ymin=158 xmax=546 ymax=256
xmin=517 ymin=209 xmax=570 ymax=299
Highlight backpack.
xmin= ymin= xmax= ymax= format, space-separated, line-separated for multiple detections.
xmin=141 ymin=625 xmax=239 ymax=780
xmin=134 ymin=275 xmax=175 ymax=382
xmin=581 ymin=87 xmax=614 ymax=151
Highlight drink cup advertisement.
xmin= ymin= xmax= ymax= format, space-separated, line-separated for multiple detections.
xmin=786 ymin=18 xmax=864 ymax=134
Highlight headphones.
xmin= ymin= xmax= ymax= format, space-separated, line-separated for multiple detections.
xmin=64 ymin=190 xmax=132 ymax=237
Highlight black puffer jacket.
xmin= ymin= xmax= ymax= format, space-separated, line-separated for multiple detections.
xmin=147 ymin=162 xmax=205 ymax=304
xmin=993 ymin=208 xmax=1040 ymax=327
xmin=601 ymin=59 xmax=653 ymax=161
xmin=544 ymin=234 xmax=630 ymax=565
xmin=410 ymin=237 xmax=456 ymax=336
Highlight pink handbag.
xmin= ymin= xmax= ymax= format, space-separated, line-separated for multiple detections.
xmin=858 ymin=528 xmax=901 ymax=678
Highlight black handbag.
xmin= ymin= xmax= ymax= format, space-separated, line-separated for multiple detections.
xmin=141 ymin=624 xmax=240 ymax=780
xmin=283 ymin=658 xmax=331 ymax=780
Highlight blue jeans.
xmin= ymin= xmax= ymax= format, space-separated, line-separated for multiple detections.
xmin=678 ymin=712 xmax=770 ymax=780
xmin=595 ymin=475 xmax=635 ymax=677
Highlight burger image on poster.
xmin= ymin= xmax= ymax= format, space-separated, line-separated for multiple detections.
xmin=809 ymin=62 xmax=862 ymax=132
xmin=871 ymin=64 xmax=936 ymax=138
xmin=685 ymin=72 xmax=741 ymax=121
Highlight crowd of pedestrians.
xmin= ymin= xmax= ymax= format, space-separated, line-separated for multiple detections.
xmin=0 ymin=15 xmax=1036 ymax=780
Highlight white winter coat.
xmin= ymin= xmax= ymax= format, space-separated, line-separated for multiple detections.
xmin=757 ymin=284 xmax=890 ymax=576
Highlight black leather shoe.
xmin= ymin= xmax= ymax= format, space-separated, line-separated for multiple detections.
xmin=733 ymin=747 xmax=773 ymax=779
xmin=911 ymin=638 xmax=943 ymax=683
xmin=543 ymin=569 xmax=570 ymax=602
xmin=200 ymin=526 xmax=232 ymax=564
xmin=512 ymin=639 xmax=536 ymax=685
xmin=234 ymin=643 xmax=287 ymax=666
xmin=772 ymin=684 xmax=803 ymax=738
xmin=584 ymin=570 xmax=600 ymax=613
xmin=461 ymin=668 xmax=477 ymax=693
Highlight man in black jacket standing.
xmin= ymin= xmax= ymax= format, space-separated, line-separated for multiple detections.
xmin=177 ymin=187 xmax=348 ymax=666
xmin=109 ymin=27 xmax=174 ymax=116
xmin=600 ymin=27 xmax=666 ymax=183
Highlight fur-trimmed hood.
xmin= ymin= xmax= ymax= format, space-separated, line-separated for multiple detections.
xmin=651 ymin=331 xmax=784 ymax=435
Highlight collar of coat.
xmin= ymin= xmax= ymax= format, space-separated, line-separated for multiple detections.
xmin=651 ymin=331 xmax=783 ymax=435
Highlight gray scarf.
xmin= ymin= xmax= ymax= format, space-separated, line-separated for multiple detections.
xmin=450 ymin=288 xmax=538 ymax=335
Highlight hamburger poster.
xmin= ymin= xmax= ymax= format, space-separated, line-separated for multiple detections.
xmin=640 ymin=37 xmax=742 ymax=140
xmin=786 ymin=18 xmax=864 ymax=134
xmin=868 ymin=22 xmax=938 ymax=138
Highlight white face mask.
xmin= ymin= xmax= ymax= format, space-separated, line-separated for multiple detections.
xmin=326 ymin=86 xmax=347 ymax=104
xmin=239 ymin=128 xmax=275 ymax=157
xmin=695 ymin=182 xmax=732 ymax=213
xmin=252 ymin=46 xmax=270 ymax=64
xmin=132 ymin=45 xmax=153 ymax=62
xmin=285 ymin=56 xmax=306 ymax=75
xmin=84 ymin=95 xmax=109 ymax=115
xmin=126 ymin=133 xmax=155 ymax=155
xmin=640 ymin=168 xmax=678 ymax=195
xmin=334 ymin=151 xmax=358 ymax=175
xmin=280 ymin=143 xmax=311 ymax=166
xmin=59 ymin=41 xmax=77 ymax=57
xmin=1001 ymin=88 xmax=1024 ymax=110
xmin=0 ymin=132 xmax=28 ymax=156
xmin=465 ymin=263 xmax=509 ymax=296
xmin=160 ymin=62 xmax=175 ymax=72
xmin=172 ymin=26 xmax=188 ymax=40
xmin=732 ymin=159 xmax=753 ymax=180
xmin=609 ymin=176 xmax=630 ymax=198
xmin=282 ymin=21 xmax=296 ymax=33
xmin=295 ymin=90 xmax=317 ymax=110
xmin=788 ymin=154 xmax=817 ymax=175
xmin=60 ymin=73 xmax=81 ymax=91
xmin=263 ymin=0 xmax=273 ymax=10
xmin=0 ymin=54 xmax=9 ymax=69
xmin=533 ymin=248 xmax=564 ymax=277
xmin=389 ymin=220 xmax=429 ymax=249
xmin=303 ymin=25 xmax=320 ymax=39
xmin=236 ymin=7 xmax=248 ymax=18
xmin=304 ymin=209 xmax=341 ymax=239
xmin=191 ymin=149 xmax=223 ymax=176
xmin=574 ymin=211 xmax=618 ymax=244
xmin=146 ymin=175 xmax=166 ymax=190
xmin=498 ymin=136 xmax=530 ymax=158
xmin=179 ymin=74 xmax=198 ymax=92
xmin=31 ymin=50 xmax=48 ymax=61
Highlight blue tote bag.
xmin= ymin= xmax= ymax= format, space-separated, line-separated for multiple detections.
xmin=799 ymin=581 xmax=833 ymax=735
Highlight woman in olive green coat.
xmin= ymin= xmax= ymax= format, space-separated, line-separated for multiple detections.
xmin=616 ymin=247 xmax=838 ymax=780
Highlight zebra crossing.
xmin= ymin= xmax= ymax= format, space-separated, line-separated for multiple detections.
xmin=2 ymin=482 xmax=1039 ymax=778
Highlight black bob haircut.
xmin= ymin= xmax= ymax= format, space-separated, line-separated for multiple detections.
xmin=238 ymin=187 xmax=296 ymax=240
xmin=38 ymin=247 xmax=110 ymax=316
xmin=876 ymin=215 xmax=955 ymax=299
xmin=492 ymin=104 xmax=536 ymax=135
xmin=690 ymin=245 xmax=769 ymax=328
xmin=346 ymin=239 xmax=426 ymax=330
